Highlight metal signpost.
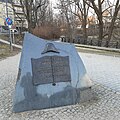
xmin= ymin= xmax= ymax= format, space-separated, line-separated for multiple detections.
xmin=12 ymin=29 xmax=15 ymax=44
xmin=6 ymin=17 xmax=13 ymax=51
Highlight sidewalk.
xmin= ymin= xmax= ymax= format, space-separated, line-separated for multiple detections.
xmin=75 ymin=43 xmax=120 ymax=53
xmin=80 ymin=52 xmax=120 ymax=91
xmin=0 ymin=53 xmax=120 ymax=120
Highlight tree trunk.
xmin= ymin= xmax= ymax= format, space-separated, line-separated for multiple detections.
xmin=97 ymin=0 xmax=103 ymax=46
xmin=82 ymin=21 xmax=87 ymax=44
xmin=83 ymin=0 xmax=88 ymax=44
xmin=65 ymin=13 xmax=72 ymax=43
xmin=106 ymin=0 xmax=120 ymax=47
xmin=98 ymin=20 xmax=103 ymax=46
xmin=27 ymin=20 xmax=33 ymax=33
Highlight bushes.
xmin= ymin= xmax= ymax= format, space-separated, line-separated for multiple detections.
xmin=33 ymin=25 xmax=61 ymax=40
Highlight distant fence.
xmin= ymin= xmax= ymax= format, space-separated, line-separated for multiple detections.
xmin=60 ymin=37 xmax=120 ymax=49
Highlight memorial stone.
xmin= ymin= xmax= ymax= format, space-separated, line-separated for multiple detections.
xmin=13 ymin=33 xmax=93 ymax=112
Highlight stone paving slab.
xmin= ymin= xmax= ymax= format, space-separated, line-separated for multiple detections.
xmin=80 ymin=53 xmax=120 ymax=91
xmin=0 ymin=53 xmax=120 ymax=120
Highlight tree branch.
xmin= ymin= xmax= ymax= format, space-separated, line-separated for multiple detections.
xmin=101 ymin=0 xmax=105 ymax=4
xmin=102 ymin=6 xmax=113 ymax=14
xmin=84 ymin=0 xmax=94 ymax=9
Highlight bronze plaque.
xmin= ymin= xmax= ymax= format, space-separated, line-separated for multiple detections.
xmin=31 ymin=56 xmax=71 ymax=85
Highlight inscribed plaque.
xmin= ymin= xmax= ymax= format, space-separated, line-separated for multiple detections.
xmin=31 ymin=56 xmax=71 ymax=85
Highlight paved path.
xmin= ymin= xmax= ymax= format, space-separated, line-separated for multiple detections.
xmin=0 ymin=53 xmax=120 ymax=120
xmin=80 ymin=53 xmax=120 ymax=91
xmin=75 ymin=44 xmax=120 ymax=53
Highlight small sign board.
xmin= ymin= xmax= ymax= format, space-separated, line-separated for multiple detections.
xmin=6 ymin=17 xmax=12 ymax=25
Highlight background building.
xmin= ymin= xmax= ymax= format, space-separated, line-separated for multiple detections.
xmin=12 ymin=0 xmax=28 ymax=29
xmin=0 ymin=0 xmax=27 ymax=31
xmin=0 ymin=0 xmax=14 ymax=26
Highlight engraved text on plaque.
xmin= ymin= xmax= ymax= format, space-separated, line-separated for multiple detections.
xmin=31 ymin=56 xmax=71 ymax=85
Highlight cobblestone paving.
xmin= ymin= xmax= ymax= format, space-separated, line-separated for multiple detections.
xmin=0 ymin=53 xmax=120 ymax=120
xmin=80 ymin=53 xmax=120 ymax=91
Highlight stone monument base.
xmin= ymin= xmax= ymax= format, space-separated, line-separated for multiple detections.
xmin=13 ymin=33 xmax=93 ymax=113
xmin=13 ymin=86 xmax=93 ymax=113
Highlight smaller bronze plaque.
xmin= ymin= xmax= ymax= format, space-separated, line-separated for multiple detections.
xmin=52 ymin=56 xmax=71 ymax=83
xmin=31 ymin=56 xmax=53 ymax=85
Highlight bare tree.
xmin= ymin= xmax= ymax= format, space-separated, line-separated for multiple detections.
xmin=19 ymin=0 xmax=49 ymax=32
xmin=57 ymin=0 xmax=75 ymax=42
xmin=85 ymin=0 xmax=120 ymax=46
xmin=33 ymin=0 xmax=49 ymax=26
xmin=73 ymin=0 xmax=89 ymax=44
xmin=19 ymin=0 xmax=33 ymax=32
xmin=105 ymin=0 xmax=120 ymax=47
xmin=85 ymin=0 xmax=106 ymax=46
xmin=33 ymin=3 xmax=61 ymax=40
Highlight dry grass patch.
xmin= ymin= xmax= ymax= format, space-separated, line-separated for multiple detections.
xmin=0 ymin=43 xmax=20 ymax=60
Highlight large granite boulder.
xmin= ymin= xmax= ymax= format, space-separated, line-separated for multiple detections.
xmin=13 ymin=33 xmax=93 ymax=112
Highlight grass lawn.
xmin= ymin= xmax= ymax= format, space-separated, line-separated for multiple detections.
xmin=0 ymin=34 xmax=23 ymax=45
